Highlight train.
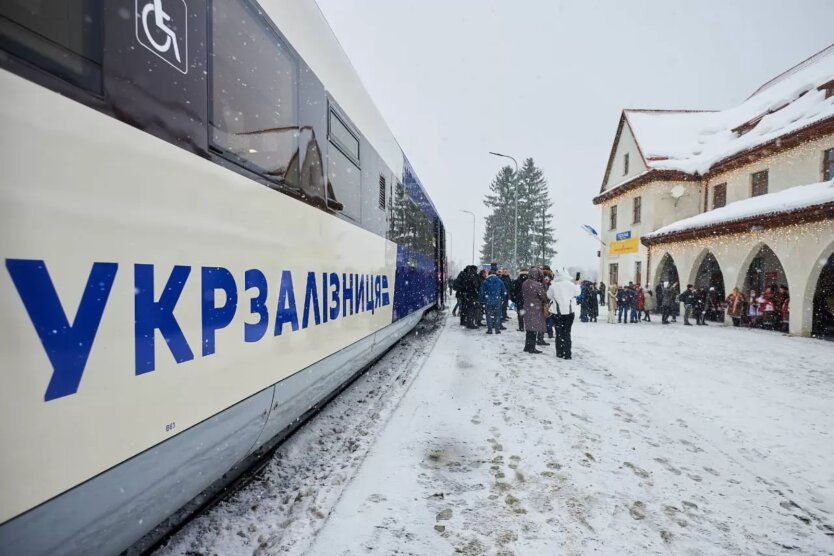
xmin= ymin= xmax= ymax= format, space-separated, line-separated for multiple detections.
xmin=0 ymin=1 xmax=446 ymax=554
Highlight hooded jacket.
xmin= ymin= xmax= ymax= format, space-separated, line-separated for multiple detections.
xmin=547 ymin=274 xmax=581 ymax=315
xmin=521 ymin=268 xmax=548 ymax=332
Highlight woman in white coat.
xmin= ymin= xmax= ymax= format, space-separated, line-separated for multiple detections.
xmin=547 ymin=271 xmax=582 ymax=359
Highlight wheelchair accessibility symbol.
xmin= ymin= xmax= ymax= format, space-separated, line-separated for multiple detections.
xmin=136 ymin=0 xmax=188 ymax=74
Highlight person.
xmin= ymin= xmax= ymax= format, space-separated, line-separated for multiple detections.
xmin=548 ymin=271 xmax=581 ymax=359
xmin=661 ymin=281 xmax=678 ymax=324
xmin=512 ymin=269 xmax=529 ymax=331
xmin=607 ymin=284 xmax=618 ymax=323
xmin=746 ymin=289 xmax=760 ymax=327
xmin=725 ymin=288 xmax=744 ymax=327
xmin=542 ymin=267 xmax=557 ymax=338
xmin=475 ymin=269 xmax=488 ymax=326
xmin=598 ymin=282 xmax=606 ymax=307
xmin=656 ymin=282 xmax=664 ymax=312
xmin=460 ymin=266 xmax=481 ymax=329
xmin=448 ymin=276 xmax=454 ymax=296
xmin=643 ymin=287 xmax=655 ymax=321
xmin=588 ymin=283 xmax=599 ymax=323
xmin=628 ymin=283 xmax=639 ymax=323
xmin=636 ymin=285 xmax=646 ymax=322
xmin=479 ymin=271 xmax=507 ymax=334
xmin=680 ymin=284 xmax=696 ymax=326
xmin=521 ymin=268 xmax=549 ymax=353
xmin=579 ymin=280 xmax=590 ymax=323
xmin=617 ymin=286 xmax=629 ymax=323
xmin=759 ymin=286 xmax=777 ymax=330
xmin=780 ymin=286 xmax=791 ymax=334
xmin=452 ymin=268 xmax=467 ymax=325
xmin=499 ymin=269 xmax=513 ymax=321
xmin=694 ymin=287 xmax=708 ymax=325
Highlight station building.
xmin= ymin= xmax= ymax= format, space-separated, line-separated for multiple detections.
xmin=593 ymin=44 xmax=834 ymax=337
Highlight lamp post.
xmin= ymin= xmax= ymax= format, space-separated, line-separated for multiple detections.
xmin=489 ymin=152 xmax=519 ymax=273
xmin=460 ymin=209 xmax=476 ymax=266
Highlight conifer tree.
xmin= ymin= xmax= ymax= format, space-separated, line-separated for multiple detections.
xmin=480 ymin=158 xmax=557 ymax=269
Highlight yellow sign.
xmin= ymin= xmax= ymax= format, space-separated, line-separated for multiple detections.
xmin=610 ymin=236 xmax=640 ymax=255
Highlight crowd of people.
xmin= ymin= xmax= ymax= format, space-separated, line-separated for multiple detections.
xmin=449 ymin=265 xmax=792 ymax=355
xmin=451 ymin=263 xmax=582 ymax=359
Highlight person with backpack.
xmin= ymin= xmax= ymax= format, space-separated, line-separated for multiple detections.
xmin=680 ymin=284 xmax=697 ymax=326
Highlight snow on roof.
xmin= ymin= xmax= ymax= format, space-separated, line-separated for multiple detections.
xmin=646 ymin=179 xmax=834 ymax=238
xmin=624 ymin=44 xmax=834 ymax=176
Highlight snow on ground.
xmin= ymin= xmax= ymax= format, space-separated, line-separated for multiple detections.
xmin=158 ymin=309 xmax=834 ymax=556
xmin=308 ymin=311 xmax=834 ymax=555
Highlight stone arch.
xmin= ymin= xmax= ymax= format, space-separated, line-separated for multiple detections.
xmin=688 ymin=249 xmax=726 ymax=294
xmin=652 ymin=252 xmax=680 ymax=289
xmin=803 ymin=239 xmax=834 ymax=339
xmin=736 ymin=242 xmax=789 ymax=295
xmin=688 ymin=249 xmax=726 ymax=322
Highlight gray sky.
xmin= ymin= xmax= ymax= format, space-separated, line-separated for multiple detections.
xmin=315 ymin=0 xmax=834 ymax=273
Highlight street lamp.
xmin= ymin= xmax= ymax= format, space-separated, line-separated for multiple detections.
xmin=489 ymin=151 xmax=519 ymax=273
xmin=460 ymin=209 xmax=476 ymax=266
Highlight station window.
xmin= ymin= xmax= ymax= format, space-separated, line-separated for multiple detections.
xmin=824 ymin=148 xmax=834 ymax=181
xmin=609 ymin=205 xmax=618 ymax=230
xmin=632 ymin=196 xmax=642 ymax=224
xmin=210 ymin=0 xmax=299 ymax=183
xmin=0 ymin=0 xmax=103 ymax=93
xmin=713 ymin=183 xmax=727 ymax=209
xmin=751 ymin=170 xmax=769 ymax=197
xmin=609 ymin=263 xmax=619 ymax=286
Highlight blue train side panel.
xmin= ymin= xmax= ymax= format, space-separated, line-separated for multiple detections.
xmin=392 ymin=247 xmax=436 ymax=321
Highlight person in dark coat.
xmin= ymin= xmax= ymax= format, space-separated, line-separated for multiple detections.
xmin=521 ymin=268 xmax=549 ymax=353
xmin=655 ymin=283 xmax=664 ymax=315
xmin=459 ymin=266 xmax=481 ymax=329
xmin=499 ymin=269 xmax=513 ymax=321
xmin=694 ymin=287 xmax=708 ymax=325
xmin=598 ymin=282 xmax=606 ymax=307
xmin=661 ymin=281 xmax=679 ymax=324
xmin=617 ymin=286 xmax=628 ymax=323
xmin=589 ymin=283 xmax=599 ymax=322
xmin=513 ymin=269 xmax=529 ymax=331
xmin=476 ymin=269 xmax=488 ymax=326
xmin=680 ymin=284 xmax=696 ymax=326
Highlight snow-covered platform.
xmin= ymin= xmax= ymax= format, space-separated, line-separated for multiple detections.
xmin=308 ymin=313 xmax=834 ymax=555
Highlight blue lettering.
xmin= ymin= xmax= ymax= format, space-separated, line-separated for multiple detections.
xmin=322 ymin=272 xmax=328 ymax=323
xmin=355 ymin=272 xmax=365 ymax=314
xmin=342 ymin=273 xmax=354 ymax=318
xmin=375 ymin=275 xmax=382 ymax=310
xmin=329 ymin=272 xmax=340 ymax=321
xmin=302 ymin=271 xmax=321 ymax=329
xmin=201 ymin=267 xmax=238 ymax=356
xmin=382 ymin=275 xmax=390 ymax=306
xmin=6 ymin=259 xmax=117 ymax=401
xmin=244 ymin=269 xmax=268 ymax=342
xmin=135 ymin=264 xmax=194 ymax=374
xmin=366 ymin=275 xmax=374 ymax=313
xmin=274 ymin=270 xmax=299 ymax=335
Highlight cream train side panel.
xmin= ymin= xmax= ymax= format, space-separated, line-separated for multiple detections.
xmin=0 ymin=70 xmax=396 ymax=523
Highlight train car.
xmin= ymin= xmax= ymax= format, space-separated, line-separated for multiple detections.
xmin=0 ymin=1 xmax=446 ymax=554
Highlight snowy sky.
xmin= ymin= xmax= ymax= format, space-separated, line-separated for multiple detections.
xmin=314 ymin=0 xmax=834 ymax=273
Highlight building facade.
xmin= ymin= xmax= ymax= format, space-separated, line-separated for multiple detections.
xmin=594 ymin=45 xmax=834 ymax=337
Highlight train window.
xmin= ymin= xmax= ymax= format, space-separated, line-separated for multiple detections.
xmin=210 ymin=0 xmax=299 ymax=185
xmin=329 ymin=108 xmax=360 ymax=166
xmin=0 ymin=0 xmax=103 ymax=93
